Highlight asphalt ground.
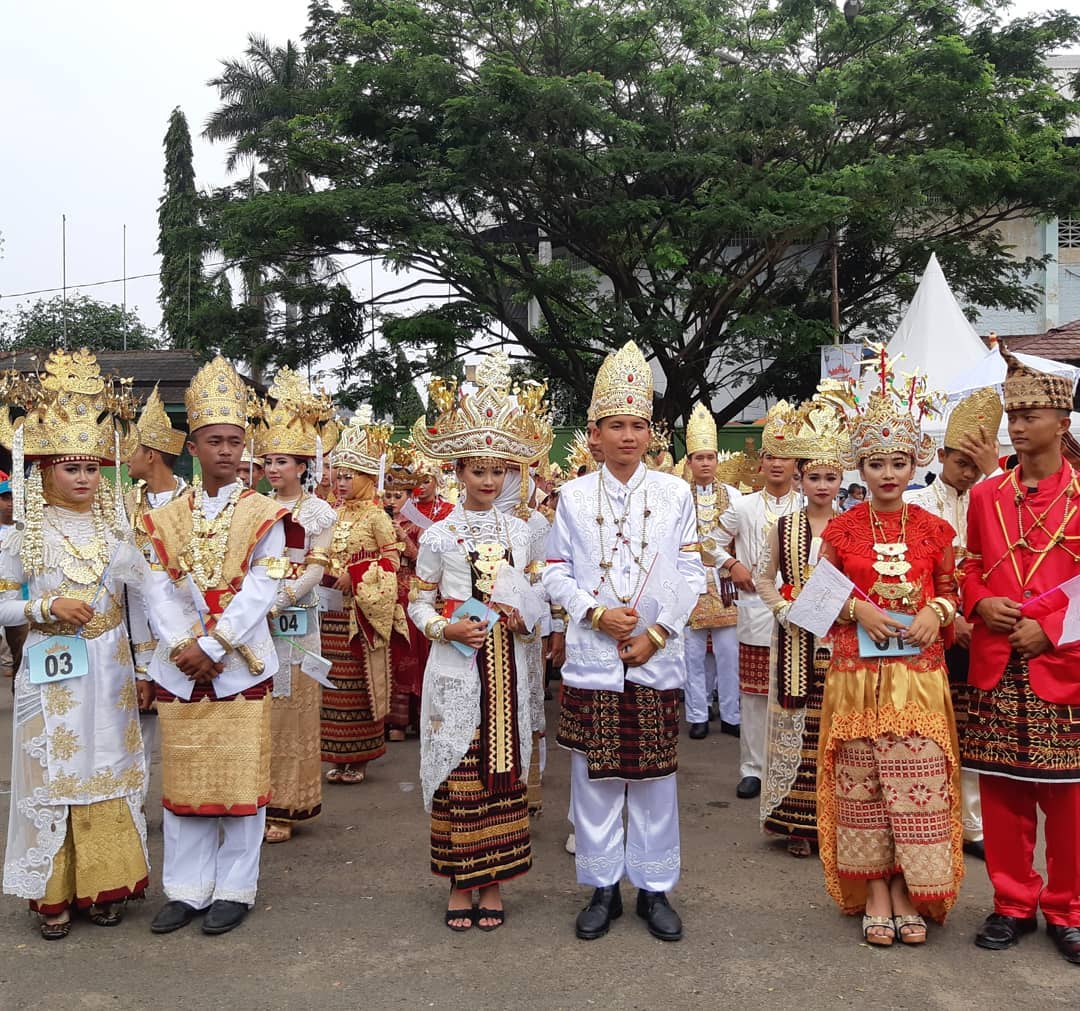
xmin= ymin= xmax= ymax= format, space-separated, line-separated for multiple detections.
xmin=0 ymin=689 xmax=1075 ymax=1010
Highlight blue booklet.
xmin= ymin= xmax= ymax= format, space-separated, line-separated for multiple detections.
xmin=448 ymin=597 xmax=497 ymax=657
xmin=856 ymin=610 xmax=922 ymax=658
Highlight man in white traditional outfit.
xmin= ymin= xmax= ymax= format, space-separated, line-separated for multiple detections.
xmin=681 ymin=403 xmax=741 ymax=740
xmin=544 ymin=341 xmax=705 ymax=943
xmin=124 ymin=385 xmax=189 ymax=803
xmin=142 ymin=357 xmax=288 ymax=936
xmin=717 ymin=404 xmax=803 ymax=800
xmin=904 ymin=387 xmax=1003 ymax=861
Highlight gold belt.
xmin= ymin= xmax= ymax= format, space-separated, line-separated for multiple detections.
xmin=30 ymin=594 xmax=124 ymax=640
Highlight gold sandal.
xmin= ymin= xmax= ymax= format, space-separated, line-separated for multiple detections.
xmin=861 ymin=914 xmax=896 ymax=947
xmin=339 ymin=766 xmax=366 ymax=785
xmin=894 ymin=913 xmax=927 ymax=945
xmin=264 ymin=821 xmax=293 ymax=844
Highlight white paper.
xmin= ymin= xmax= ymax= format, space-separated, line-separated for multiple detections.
xmin=636 ymin=551 xmax=698 ymax=627
xmin=319 ymin=587 xmax=345 ymax=613
xmin=400 ymin=498 xmax=433 ymax=530
xmin=489 ymin=562 xmax=546 ymax=631
xmin=1052 ymin=573 xmax=1080 ymax=646
xmin=301 ymin=653 xmax=336 ymax=688
xmin=787 ymin=558 xmax=855 ymax=638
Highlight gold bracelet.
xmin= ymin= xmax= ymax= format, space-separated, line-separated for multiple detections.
xmin=40 ymin=598 xmax=54 ymax=622
xmin=285 ymin=586 xmax=298 ymax=606
xmin=847 ymin=598 xmax=858 ymax=623
xmin=646 ymin=625 xmax=667 ymax=651
xmin=424 ymin=617 xmax=448 ymax=642
xmin=23 ymin=600 xmax=36 ymax=622
xmin=931 ymin=597 xmax=956 ymax=626
xmin=169 ymin=638 xmax=196 ymax=661
xmin=590 ymin=606 xmax=608 ymax=631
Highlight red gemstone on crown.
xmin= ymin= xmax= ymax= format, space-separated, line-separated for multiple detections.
xmin=627 ymin=374 xmax=634 ymax=382
xmin=882 ymin=428 xmax=890 ymax=437
xmin=627 ymin=396 xmax=634 ymax=404
xmin=486 ymin=408 xmax=493 ymax=418
xmin=485 ymin=435 xmax=493 ymax=445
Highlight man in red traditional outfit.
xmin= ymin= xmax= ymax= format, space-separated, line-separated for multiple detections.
xmin=963 ymin=349 xmax=1080 ymax=965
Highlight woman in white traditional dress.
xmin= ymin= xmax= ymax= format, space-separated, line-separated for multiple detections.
xmin=255 ymin=369 xmax=339 ymax=844
xmin=408 ymin=353 xmax=551 ymax=932
xmin=0 ymin=350 xmax=149 ymax=940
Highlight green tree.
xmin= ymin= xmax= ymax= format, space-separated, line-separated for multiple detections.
xmin=0 ymin=295 xmax=159 ymax=352
xmin=217 ymin=0 xmax=1080 ymax=423
xmin=157 ymin=108 xmax=216 ymax=348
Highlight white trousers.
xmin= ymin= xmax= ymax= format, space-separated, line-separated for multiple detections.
xmin=962 ymin=768 xmax=983 ymax=842
xmin=570 ymin=752 xmax=680 ymax=892
xmin=139 ymin=712 xmax=157 ymax=805
xmin=684 ymin=628 xmax=740 ymax=725
xmin=738 ymin=692 xmax=768 ymax=779
xmin=162 ymin=808 xmax=266 ymax=908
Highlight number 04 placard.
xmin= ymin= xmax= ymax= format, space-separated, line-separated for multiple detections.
xmin=28 ymin=635 xmax=90 ymax=685
xmin=273 ymin=607 xmax=308 ymax=637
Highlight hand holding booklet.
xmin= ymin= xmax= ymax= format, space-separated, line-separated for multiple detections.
xmin=447 ymin=597 xmax=499 ymax=658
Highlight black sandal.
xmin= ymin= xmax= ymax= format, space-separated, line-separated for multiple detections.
xmin=40 ymin=917 xmax=72 ymax=940
xmin=475 ymin=907 xmax=505 ymax=932
xmin=88 ymin=902 xmax=123 ymax=927
xmin=445 ymin=906 xmax=475 ymax=932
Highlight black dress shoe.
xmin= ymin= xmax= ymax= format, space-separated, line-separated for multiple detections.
xmin=974 ymin=912 xmax=1038 ymax=950
xmin=575 ymin=885 xmax=622 ymax=940
xmin=636 ymin=890 xmax=683 ymax=942
xmin=719 ymin=720 xmax=741 ymax=738
xmin=201 ymin=899 xmax=249 ymax=935
xmin=150 ymin=900 xmax=206 ymax=934
xmin=736 ymin=776 xmax=761 ymax=799
xmin=688 ymin=722 xmax=709 ymax=740
xmin=1047 ymin=924 xmax=1080 ymax=965
xmin=963 ymin=839 xmax=986 ymax=861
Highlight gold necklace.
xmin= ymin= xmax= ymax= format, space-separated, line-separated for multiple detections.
xmin=868 ymin=504 xmax=916 ymax=606
xmin=187 ymin=479 xmax=243 ymax=590
xmin=460 ymin=507 xmax=510 ymax=599
xmin=47 ymin=507 xmax=110 ymax=586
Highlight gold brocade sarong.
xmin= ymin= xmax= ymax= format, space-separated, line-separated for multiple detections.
xmin=157 ymin=695 xmax=272 ymax=816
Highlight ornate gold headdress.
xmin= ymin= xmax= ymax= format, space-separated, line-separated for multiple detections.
xmin=383 ymin=440 xmax=430 ymax=491
xmin=588 ymin=341 xmax=652 ymax=423
xmin=135 ymin=384 xmax=187 ymax=457
xmin=185 ymin=355 xmax=255 ymax=434
xmin=1001 ymin=345 xmax=1073 ymax=412
xmin=685 ymin=403 xmax=718 ymax=455
xmin=252 ymin=366 xmax=339 ymax=461
xmin=645 ymin=422 xmax=675 ymax=472
xmin=847 ymin=342 xmax=941 ymax=467
xmin=411 ymin=350 xmax=554 ymax=464
xmin=0 ymin=348 xmax=138 ymax=464
xmin=714 ymin=438 xmax=764 ymax=491
xmin=759 ymin=400 xmax=802 ymax=459
xmin=565 ymin=430 xmax=598 ymax=475
xmin=943 ymin=387 xmax=1003 ymax=449
xmin=332 ymin=405 xmax=393 ymax=476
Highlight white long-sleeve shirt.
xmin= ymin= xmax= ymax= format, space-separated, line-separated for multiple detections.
xmin=542 ymin=463 xmax=705 ymax=692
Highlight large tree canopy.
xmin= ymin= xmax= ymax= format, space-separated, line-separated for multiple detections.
xmin=0 ymin=295 xmax=160 ymax=353
xmin=217 ymin=0 xmax=1080 ymax=423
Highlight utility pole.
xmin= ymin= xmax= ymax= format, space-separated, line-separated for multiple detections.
xmin=61 ymin=214 xmax=68 ymax=345
xmin=122 ymin=224 xmax=128 ymax=352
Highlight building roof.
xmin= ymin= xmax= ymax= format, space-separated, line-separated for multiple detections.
xmin=0 ymin=348 xmax=266 ymax=405
xmin=989 ymin=320 xmax=1080 ymax=362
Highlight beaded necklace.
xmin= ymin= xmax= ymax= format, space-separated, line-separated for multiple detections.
xmin=188 ymin=478 xmax=244 ymax=590
xmin=594 ymin=466 xmax=651 ymax=604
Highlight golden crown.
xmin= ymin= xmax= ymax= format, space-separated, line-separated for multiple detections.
xmin=135 ymin=384 xmax=187 ymax=456
xmin=759 ymin=400 xmax=802 ymax=458
xmin=685 ymin=403 xmax=718 ymax=455
xmin=252 ymin=367 xmax=339 ymax=460
xmin=588 ymin=341 xmax=653 ymax=422
xmin=565 ymin=430 xmax=598 ymax=475
xmin=847 ymin=342 xmax=941 ymax=467
xmin=331 ymin=406 xmax=393 ymax=476
xmin=714 ymin=438 xmax=764 ymax=491
xmin=383 ymin=440 xmax=431 ymax=491
xmin=758 ymin=387 xmax=852 ymax=470
xmin=411 ymin=351 xmax=554 ymax=463
xmin=0 ymin=348 xmax=139 ymax=462
xmin=1002 ymin=345 xmax=1073 ymax=412
xmin=944 ymin=386 xmax=1003 ymax=449
xmin=185 ymin=355 xmax=256 ymax=433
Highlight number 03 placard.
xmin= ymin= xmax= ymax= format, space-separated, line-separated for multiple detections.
xmin=28 ymin=635 xmax=90 ymax=684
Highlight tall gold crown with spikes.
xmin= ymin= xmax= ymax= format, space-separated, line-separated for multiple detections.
xmin=759 ymin=386 xmax=852 ymax=470
xmin=565 ymin=430 xmax=598 ymax=475
xmin=944 ymin=387 xmax=1003 ymax=449
xmin=847 ymin=342 xmax=941 ymax=467
xmin=714 ymin=438 xmax=764 ymax=491
xmin=331 ymin=405 xmax=393 ymax=476
xmin=759 ymin=401 xmax=803 ymax=459
xmin=185 ymin=355 xmax=256 ymax=433
xmin=0 ymin=348 xmax=139 ymax=462
xmin=685 ymin=403 xmax=718 ymax=455
xmin=645 ymin=422 xmax=675 ymax=472
xmin=411 ymin=350 xmax=554 ymax=463
xmin=588 ymin=341 xmax=653 ymax=422
xmin=383 ymin=440 xmax=431 ymax=491
xmin=252 ymin=366 xmax=339 ymax=460
xmin=135 ymin=384 xmax=187 ymax=456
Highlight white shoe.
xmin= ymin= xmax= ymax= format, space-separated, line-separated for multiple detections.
xmin=565 ymin=832 xmax=576 ymax=855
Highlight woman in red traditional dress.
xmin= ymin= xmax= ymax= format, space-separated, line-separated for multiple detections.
xmin=817 ymin=358 xmax=964 ymax=947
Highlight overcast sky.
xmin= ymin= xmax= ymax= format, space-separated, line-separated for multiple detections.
xmin=0 ymin=0 xmax=1070 ymax=350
